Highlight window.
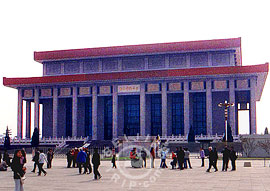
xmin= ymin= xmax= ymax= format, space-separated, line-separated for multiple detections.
xmin=124 ymin=95 xmax=140 ymax=136
xmin=104 ymin=97 xmax=113 ymax=140
xmin=151 ymin=94 xmax=162 ymax=136
xmin=172 ymin=94 xmax=184 ymax=135
xmin=193 ymin=93 xmax=206 ymax=135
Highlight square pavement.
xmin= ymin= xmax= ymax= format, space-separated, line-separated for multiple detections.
xmin=1 ymin=155 xmax=270 ymax=191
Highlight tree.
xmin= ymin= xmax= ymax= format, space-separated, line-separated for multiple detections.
xmin=188 ymin=126 xmax=195 ymax=142
xmin=223 ymin=123 xmax=233 ymax=142
xmin=264 ymin=127 xmax=269 ymax=135
xmin=241 ymin=136 xmax=257 ymax=157
xmin=4 ymin=127 xmax=11 ymax=150
xmin=31 ymin=128 xmax=39 ymax=148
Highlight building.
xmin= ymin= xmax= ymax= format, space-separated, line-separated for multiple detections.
xmin=3 ymin=38 xmax=269 ymax=140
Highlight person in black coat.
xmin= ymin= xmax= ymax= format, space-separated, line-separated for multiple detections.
xmin=11 ymin=150 xmax=26 ymax=191
xmin=206 ymin=147 xmax=218 ymax=172
xmin=177 ymin=147 xmax=185 ymax=170
xmin=66 ymin=150 xmax=73 ymax=168
xmin=85 ymin=149 xmax=92 ymax=173
xmin=31 ymin=148 xmax=40 ymax=173
xmin=141 ymin=149 xmax=147 ymax=168
xmin=92 ymin=148 xmax=101 ymax=180
xmin=221 ymin=146 xmax=230 ymax=171
xmin=3 ymin=150 xmax=11 ymax=166
xmin=230 ymin=147 xmax=238 ymax=171
xmin=213 ymin=148 xmax=218 ymax=171
xmin=0 ymin=151 xmax=2 ymax=163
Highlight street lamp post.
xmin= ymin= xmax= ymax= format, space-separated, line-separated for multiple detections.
xmin=218 ymin=100 xmax=234 ymax=142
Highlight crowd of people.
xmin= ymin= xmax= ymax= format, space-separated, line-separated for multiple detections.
xmin=0 ymin=144 xmax=238 ymax=191
xmin=128 ymin=145 xmax=238 ymax=173
xmin=66 ymin=147 xmax=101 ymax=180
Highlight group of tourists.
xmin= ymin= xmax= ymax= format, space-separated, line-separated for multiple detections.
xmin=66 ymin=147 xmax=101 ymax=180
xmin=200 ymin=146 xmax=238 ymax=172
xmin=31 ymin=148 xmax=54 ymax=176
xmin=128 ymin=145 xmax=237 ymax=173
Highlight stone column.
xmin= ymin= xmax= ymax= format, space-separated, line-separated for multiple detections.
xmin=34 ymin=88 xmax=40 ymax=130
xmin=229 ymin=80 xmax=236 ymax=135
xmin=250 ymin=78 xmax=257 ymax=134
xmin=72 ymin=87 xmax=78 ymax=137
xmin=26 ymin=101 xmax=31 ymax=138
xmin=161 ymin=82 xmax=168 ymax=136
xmin=112 ymin=85 xmax=118 ymax=139
xmin=52 ymin=88 xmax=58 ymax=137
xmin=206 ymin=80 xmax=212 ymax=135
xmin=140 ymin=83 xmax=146 ymax=136
xmin=92 ymin=86 xmax=98 ymax=140
xmin=184 ymin=81 xmax=190 ymax=135
xmin=17 ymin=89 xmax=23 ymax=138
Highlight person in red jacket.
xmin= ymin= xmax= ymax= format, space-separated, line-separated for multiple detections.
xmin=171 ymin=151 xmax=177 ymax=169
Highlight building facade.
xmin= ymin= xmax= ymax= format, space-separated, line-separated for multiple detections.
xmin=3 ymin=38 xmax=269 ymax=140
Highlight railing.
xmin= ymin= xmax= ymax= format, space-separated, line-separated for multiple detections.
xmin=0 ymin=136 xmax=88 ymax=145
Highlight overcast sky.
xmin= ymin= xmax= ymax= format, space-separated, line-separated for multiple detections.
xmin=0 ymin=0 xmax=269 ymax=136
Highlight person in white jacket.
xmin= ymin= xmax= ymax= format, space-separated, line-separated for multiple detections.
xmin=38 ymin=150 xmax=47 ymax=176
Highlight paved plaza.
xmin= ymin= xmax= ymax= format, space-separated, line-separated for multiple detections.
xmin=1 ymin=155 xmax=270 ymax=191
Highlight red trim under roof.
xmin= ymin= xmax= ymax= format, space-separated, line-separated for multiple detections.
xmin=34 ymin=38 xmax=241 ymax=62
xmin=3 ymin=64 xmax=268 ymax=88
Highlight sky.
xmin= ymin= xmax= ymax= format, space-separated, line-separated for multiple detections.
xmin=0 ymin=0 xmax=269 ymax=136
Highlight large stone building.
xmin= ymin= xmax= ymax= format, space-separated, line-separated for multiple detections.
xmin=3 ymin=38 xmax=269 ymax=140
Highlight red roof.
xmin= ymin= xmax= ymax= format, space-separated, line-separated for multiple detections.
xmin=3 ymin=63 xmax=268 ymax=88
xmin=34 ymin=38 xmax=241 ymax=62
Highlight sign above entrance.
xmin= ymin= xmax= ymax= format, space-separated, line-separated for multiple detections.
xmin=118 ymin=85 xmax=140 ymax=93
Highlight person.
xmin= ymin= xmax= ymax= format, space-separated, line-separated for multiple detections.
xmin=141 ymin=149 xmax=147 ymax=168
xmin=206 ymin=147 xmax=218 ymax=172
xmin=3 ymin=150 xmax=11 ymax=166
xmin=112 ymin=154 xmax=117 ymax=168
xmin=31 ymin=148 xmax=40 ymax=173
xmin=160 ymin=148 xmax=168 ymax=168
xmin=184 ymin=148 xmax=192 ymax=169
xmin=0 ymin=161 xmax=8 ymax=171
xmin=20 ymin=149 xmax=27 ymax=165
xmin=221 ymin=146 xmax=230 ymax=171
xmin=38 ymin=150 xmax=47 ymax=176
xmin=177 ymin=147 xmax=185 ymax=170
xmin=47 ymin=148 xmax=54 ymax=169
xmin=150 ymin=147 xmax=155 ymax=168
xmin=92 ymin=148 xmax=101 ymax=180
xmin=73 ymin=148 xmax=79 ymax=168
xmin=0 ymin=151 xmax=2 ymax=163
xmin=85 ymin=149 xmax=92 ymax=174
xmin=171 ymin=151 xmax=177 ymax=169
xmin=77 ymin=149 xmax=87 ymax=174
xmin=213 ymin=147 xmax=218 ymax=171
xmin=11 ymin=150 xmax=26 ymax=191
xmin=200 ymin=148 xmax=205 ymax=167
xmin=66 ymin=150 xmax=73 ymax=168
xmin=230 ymin=147 xmax=238 ymax=171
xmin=130 ymin=148 xmax=143 ymax=168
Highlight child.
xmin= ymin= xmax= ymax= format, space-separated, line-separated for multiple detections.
xmin=112 ymin=154 xmax=117 ymax=168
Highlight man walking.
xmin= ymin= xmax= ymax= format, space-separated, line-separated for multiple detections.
xmin=47 ymin=148 xmax=54 ymax=169
xmin=206 ymin=147 xmax=218 ymax=172
xmin=177 ymin=147 xmax=185 ymax=170
xmin=141 ymin=149 xmax=147 ymax=168
xmin=230 ymin=147 xmax=238 ymax=171
xmin=31 ymin=148 xmax=40 ymax=173
xmin=221 ymin=146 xmax=230 ymax=171
xmin=77 ymin=148 xmax=87 ymax=174
xmin=92 ymin=148 xmax=101 ymax=180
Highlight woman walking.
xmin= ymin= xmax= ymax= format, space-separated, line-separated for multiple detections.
xmin=38 ymin=150 xmax=47 ymax=176
xmin=11 ymin=150 xmax=26 ymax=191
